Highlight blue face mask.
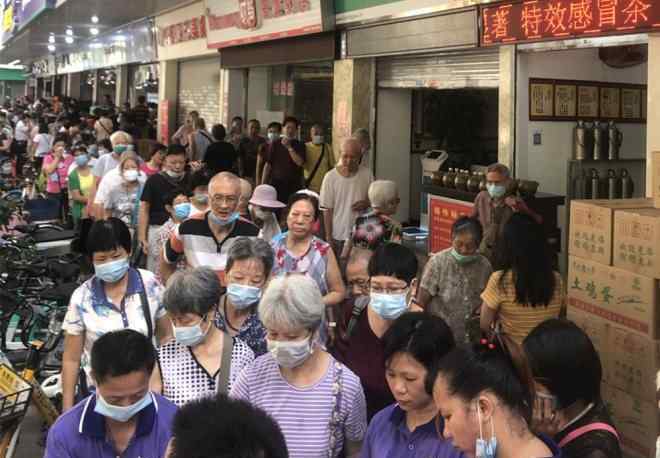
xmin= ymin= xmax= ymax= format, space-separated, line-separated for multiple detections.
xmin=172 ymin=316 xmax=210 ymax=347
xmin=486 ymin=183 xmax=506 ymax=199
xmin=75 ymin=154 xmax=89 ymax=167
xmin=94 ymin=392 xmax=152 ymax=423
xmin=173 ymin=202 xmax=191 ymax=220
xmin=227 ymin=283 xmax=262 ymax=310
xmin=450 ymin=248 xmax=479 ymax=264
xmin=369 ymin=291 xmax=409 ymax=320
xmin=94 ymin=257 xmax=130 ymax=283
xmin=475 ymin=406 xmax=498 ymax=458
xmin=209 ymin=211 xmax=239 ymax=227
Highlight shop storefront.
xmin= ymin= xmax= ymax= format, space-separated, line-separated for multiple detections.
xmin=155 ymin=0 xmax=219 ymax=144
xmin=206 ymin=0 xmax=335 ymax=142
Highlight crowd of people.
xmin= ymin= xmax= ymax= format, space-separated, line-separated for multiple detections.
xmin=0 ymin=95 xmax=622 ymax=458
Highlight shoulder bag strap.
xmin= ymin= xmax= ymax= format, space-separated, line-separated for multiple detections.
xmin=328 ymin=361 xmax=344 ymax=458
xmin=217 ymin=332 xmax=234 ymax=395
xmin=135 ymin=270 xmax=154 ymax=340
xmin=305 ymin=143 xmax=326 ymax=188
xmin=558 ymin=423 xmax=619 ymax=448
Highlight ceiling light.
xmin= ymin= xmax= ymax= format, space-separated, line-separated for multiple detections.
xmin=65 ymin=28 xmax=73 ymax=36
xmin=91 ymin=15 xmax=99 ymax=24
xmin=90 ymin=27 xmax=99 ymax=35
xmin=65 ymin=36 xmax=74 ymax=44
xmin=89 ymin=42 xmax=103 ymax=49
xmin=48 ymin=44 xmax=56 ymax=52
xmin=48 ymin=35 xmax=55 ymax=43
xmin=113 ymin=34 xmax=126 ymax=41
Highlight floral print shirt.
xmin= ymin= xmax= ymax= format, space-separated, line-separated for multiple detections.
xmin=214 ymin=296 xmax=268 ymax=357
xmin=350 ymin=211 xmax=402 ymax=251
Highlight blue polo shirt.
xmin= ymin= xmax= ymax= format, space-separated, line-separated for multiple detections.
xmin=45 ymin=393 xmax=177 ymax=458
xmin=360 ymin=403 xmax=464 ymax=458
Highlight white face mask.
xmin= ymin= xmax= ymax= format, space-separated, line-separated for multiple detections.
xmin=123 ymin=169 xmax=139 ymax=182
xmin=267 ymin=335 xmax=313 ymax=368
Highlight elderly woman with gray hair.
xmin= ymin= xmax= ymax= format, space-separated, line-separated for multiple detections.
xmin=215 ymin=237 xmax=274 ymax=356
xmin=417 ymin=216 xmax=492 ymax=342
xmin=341 ymin=179 xmax=402 ymax=260
xmin=230 ymin=275 xmax=367 ymax=458
xmin=151 ymin=266 xmax=255 ymax=407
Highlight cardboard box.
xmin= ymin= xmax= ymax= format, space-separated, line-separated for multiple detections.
xmin=567 ymin=307 xmax=660 ymax=403
xmin=652 ymin=151 xmax=660 ymax=209
xmin=614 ymin=208 xmax=660 ymax=279
xmin=567 ymin=256 xmax=660 ymax=339
xmin=569 ymin=199 xmax=653 ymax=266
xmin=601 ymin=383 xmax=659 ymax=458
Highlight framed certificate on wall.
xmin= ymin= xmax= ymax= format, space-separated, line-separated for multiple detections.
xmin=529 ymin=81 xmax=554 ymax=120
xmin=555 ymin=84 xmax=577 ymax=118
xmin=600 ymin=87 xmax=621 ymax=118
xmin=577 ymin=85 xmax=599 ymax=118
xmin=621 ymin=88 xmax=642 ymax=120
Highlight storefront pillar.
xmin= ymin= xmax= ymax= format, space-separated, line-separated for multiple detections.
xmin=647 ymin=34 xmax=660 ymax=196
xmin=332 ymin=58 xmax=374 ymax=160
xmin=91 ymin=70 xmax=99 ymax=104
xmin=115 ymin=65 xmax=128 ymax=107
xmin=498 ymin=45 xmax=516 ymax=173
xmin=158 ymin=60 xmax=178 ymax=145
xmin=218 ymin=67 xmax=244 ymax=127
xmin=67 ymin=73 xmax=81 ymax=99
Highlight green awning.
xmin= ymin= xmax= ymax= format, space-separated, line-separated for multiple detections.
xmin=0 ymin=69 xmax=25 ymax=81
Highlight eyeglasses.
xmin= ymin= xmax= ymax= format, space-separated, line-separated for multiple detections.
xmin=369 ymin=283 xmax=409 ymax=295
xmin=211 ymin=194 xmax=239 ymax=205
xmin=347 ymin=279 xmax=369 ymax=291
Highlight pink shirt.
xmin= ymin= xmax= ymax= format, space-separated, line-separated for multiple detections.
xmin=140 ymin=163 xmax=159 ymax=177
xmin=43 ymin=153 xmax=74 ymax=193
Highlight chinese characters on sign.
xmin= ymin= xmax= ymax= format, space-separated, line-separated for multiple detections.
xmin=482 ymin=0 xmax=660 ymax=46
xmin=429 ymin=196 xmax=473 ymax=254
xmin=158 ymin=15 xmax=207 ymax=46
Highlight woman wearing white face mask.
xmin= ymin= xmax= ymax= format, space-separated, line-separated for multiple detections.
xmin=230 ymin=275 xmax=367 ymax=458
xmin=215 ymin=237 xmax=273 ymax=356
xmin=103 ymin=152 xmax=146 ymax=233
xmin=248 ymin=184 xmax=285 ymax=242
xmin=61 ymin=218 xmax=172 ymax=412
xmin=152 ymin=266 xmax=255 ymax=407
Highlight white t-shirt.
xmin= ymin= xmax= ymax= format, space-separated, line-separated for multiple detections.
xmin=33 ymin=133 xmax=53 ymax=157
xmin=319 ymin=166 xmax=373 ymax=241
xmin=14 ymin=120 xmax=29 ymax=141
xmin=92 ymin=153 xmax=120 ymax=179
xmin=94 ymin=167 xmax=146 ymax=205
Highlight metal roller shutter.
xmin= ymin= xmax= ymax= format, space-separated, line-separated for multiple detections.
xmin=377 ymin=49 xmax=500 ymax=89
xmin=177 ymin=57 xmax=221 ymax=128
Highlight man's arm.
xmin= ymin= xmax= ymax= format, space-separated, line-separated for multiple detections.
xmin=287 ymin=146 xmax=304 ymax=167
xmin=262 ymin=163 xmax=272 ymax=186
xmin=138 ymin=201 xmax=151 ymax=255
xmin=323 ymin=208 xmax=334 ymax=243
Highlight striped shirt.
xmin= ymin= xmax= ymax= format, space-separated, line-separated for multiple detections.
xmin=481 ymin=270 xmax=564 ymax=345
xmin=164 ymin=211 xmax=259 ymax=282
xmin=230 ymin=353 xmax=368 ymax=458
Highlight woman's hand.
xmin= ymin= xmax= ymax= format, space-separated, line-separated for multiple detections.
xmin=532 ymin=394 xmax=563 ymax=437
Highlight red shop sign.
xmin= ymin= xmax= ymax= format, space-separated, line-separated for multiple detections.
xmin=482 ymin=0 xmax=660 ymax=46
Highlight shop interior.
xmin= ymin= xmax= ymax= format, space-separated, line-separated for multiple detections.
xmin=129 ymin=63 xmax=159 ymax=107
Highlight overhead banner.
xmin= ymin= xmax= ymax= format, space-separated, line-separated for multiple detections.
xmin=482 ymin=0 xmax=660 ymax=46
xmin=205 ymin=0 xmax=334 ymax=49
xmin=17 ymin=0 xmax=55 ymax=31
xmin=155 ymin=1 xmax=215 ymax=61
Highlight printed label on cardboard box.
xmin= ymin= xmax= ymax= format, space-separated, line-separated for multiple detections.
xmin=614 ymin=208 xmax=660 ymax=279
xmin=652 ymin=152 xmax=660 ymax=209
xmin=567 ymin=256 xmax=660 ymax=338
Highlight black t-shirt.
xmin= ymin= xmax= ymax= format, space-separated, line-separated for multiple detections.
xmin=204 ymin=141 xmax=239 ymax=176
xmin=141 ymin=172 xmax=192 ymax=226
xmin=239 ymin=136 xmax=266 ymax=178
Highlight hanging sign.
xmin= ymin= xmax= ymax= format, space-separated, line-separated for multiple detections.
xmin=482 ymin=0 xmax=660 ymax=46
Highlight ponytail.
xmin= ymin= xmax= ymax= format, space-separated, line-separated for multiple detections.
xmin=435 ymin=331 xmax=535 ymax=424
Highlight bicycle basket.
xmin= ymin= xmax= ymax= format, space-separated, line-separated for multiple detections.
xmin=0 ymin=364 xmax=33 ymax=426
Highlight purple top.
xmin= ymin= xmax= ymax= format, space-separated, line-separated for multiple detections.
xmin=230 ymin=353 xmax=367 ymax=458
xmin=45 ymin=393 xmax=177 ymax=458
xmin=360 ymin=403 xmax=464 ymax=458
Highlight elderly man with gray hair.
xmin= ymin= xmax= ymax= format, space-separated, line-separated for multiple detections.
xmin=230 ymin=274 xmax=367 ymax=458
xmin=152 ymin=266 xmax=255 ymax=407
xmin=471 ymin=162 xmax=541 ymax=268
xmin=320 ymin=137 xmax=373 ymax=257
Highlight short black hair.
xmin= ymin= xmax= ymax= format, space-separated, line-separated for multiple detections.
xmin=287 ymin=192 xmax=319 ymax=220
xmin=190 ymin=169 xmax=211 ymax=191
xmin=171 ymin=395 xmax=288 ymax=458
xmin=212 ymin=124 xmax=227 ymax=141
xmin=86 ymin=217 xmax=132 ymax=256
xmin=150 ymin=142 xmax=166 ymax=158
xmin=164 ymin=187 xmax=188 ymax=207
xmin=54 ymin=133 xmax=70 ymax=147
xmin=368 ymin=243 xmax=418 ymax=284
xmin=283 ymin=116 xmax=298 ymax=128
xmin=98 ymin=138 xmax=112 ymax=150
xmin=91 ymin=329 xmax=156 ymax=385
xmin=137 ymin=95 xmax=146 ymax=104
xmin=231 ymin=116 xmax=243 ymax=124
xmin=383 ymin=312 xmax=455 ymax=395
xmin=248 ymin=119 xmax=260 ymax=128
xmin=166 ymin=143 xmax=187 ymax=157
xmin=524 ymin=319 xmax=602 ymax=408
xmin=267 ymin=122 xmax=282 ymax=131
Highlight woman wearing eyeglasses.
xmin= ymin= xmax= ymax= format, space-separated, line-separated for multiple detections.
xmin=270 ymin=192 xmax=346 ymax=345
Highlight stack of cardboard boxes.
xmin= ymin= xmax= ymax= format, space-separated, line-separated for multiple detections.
xmin=567 ymin=153 xmax=660 ymax=458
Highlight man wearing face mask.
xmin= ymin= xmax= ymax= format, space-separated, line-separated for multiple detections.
xmin=161 ymin=172 xmax=258 ymax=284
xmin=139 ymin=144 xmax=192 ymax=273
xmin=303 ymin=124 xmax=335 ymax=194
xmin=239 ymin=119 xmax=266 ymax=181
xmin=259 ymin=116 xmax=306 ymax=204
xmin=471 ymin=163 xmax=542 ymax=268
xmin=151 ymin=267 xmax=255 ymax=406
xmin=46 ymin=329 xmax=177 ymax=458
xmin=332 ymin=244 xmax=421 ymax=421
xmin=89 ymin=131 xmax=134 ymax=219
xmin=255 ymin=121 xmax=281 ymax=185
